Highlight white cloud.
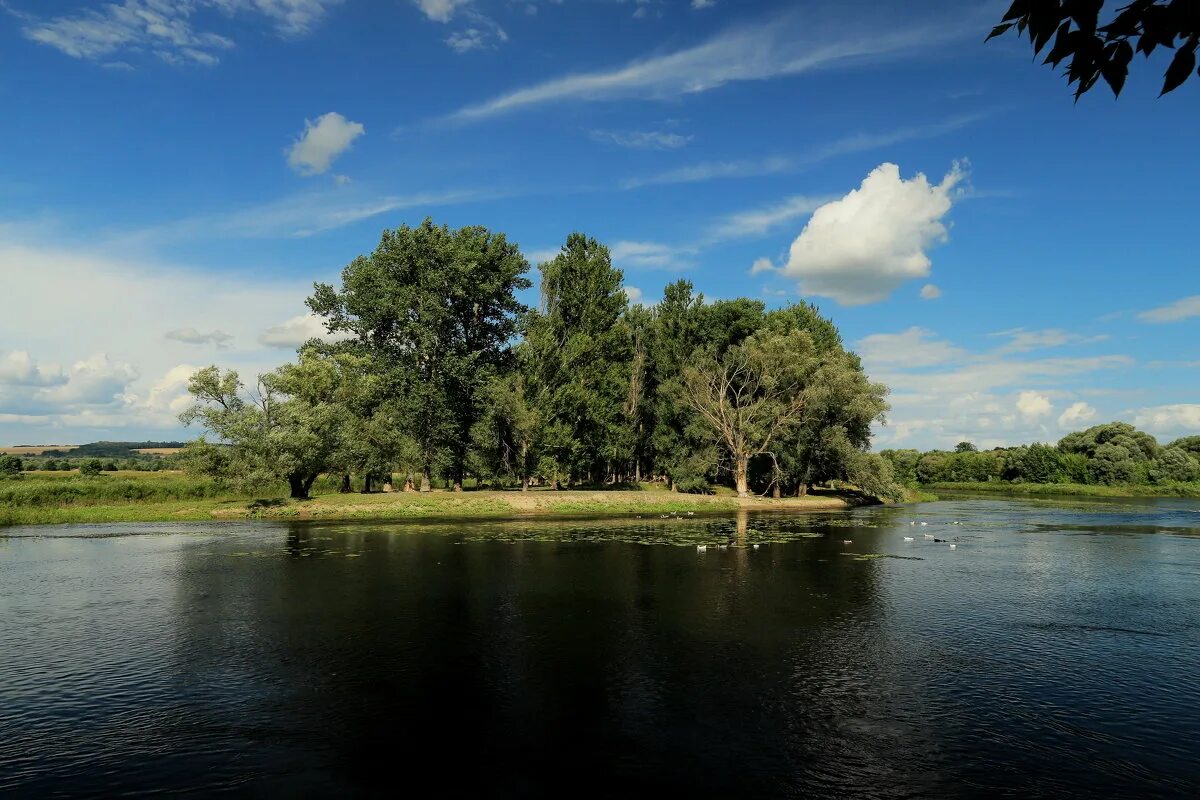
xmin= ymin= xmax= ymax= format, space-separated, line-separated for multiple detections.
xmin=1132 ymin=404 xmax=1200 ymax=437
xmin=589 ymin=129 xmax=692 ymax=150
xmin=446 ymin=28 xmax=488 ymax=52
xmin=412 ymin=0 xmax=471 ymax=23
xmin=858 ymin=326 xmax=1138 ymax=450
xmin=920 ymin=283 xmax=941 ymax=300
xmin=0 ymin=238 xmax=321 ymax=440
xmin=711 ymin=195 xmax=828 ymax=240
xmin=856 ymin=327 xmax=967 ymax=370
xmin=610 ymin=241 xmax=693 ymax=271
xmin=1058 ymin=401 xmax=1097 ymax=428
xmin=19 ymin=0 xmax=341 ymax=66
xmin=164 ymin=328 xmax=234 ymax=347
xmin=0 ymin=351 xmax=66 ymax=388
xmin=749 ymin=257 xmax=775 ymax=275
xmin=621 ymin=114 xmax=985 ymax=190
xmin=777 ymin=162 xmax=965 ymax=305
xmin=286 ymin=112 xmax=365 ymax=176
xmin=692 ymin=0 xmax=715 ymax=8
xmin=441 ymin=13 xmax=977 ymax=123
xmin=990 ymin=328 xmax=1107 ymax=354
xmin=259 ymin=314 xmax=346 ymax=348
xmin=1016 ymin=390 xmax=1053 ymax=421
xmin=1137 ymin=295 xmax=1200 ymax=323
xmin=624 ymin=285 xmax=644 ymax=304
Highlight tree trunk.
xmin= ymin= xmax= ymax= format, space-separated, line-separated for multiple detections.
xmin=362 ymin=473 xmax=373 ymax=494
xmin=420 ymin=469 xmax=431 ymax=493
xmin=634 ymin=461 xmax=641 ymax=483
xmin=735 ymin=454 xmax=749 ymax=498
xmin=339 ymin=474 xmax=352 ymax=493
xmin=403 ymin=472 xmax=416 ymax=492
xmin=288 ymin=474 xmax=309 ymax=499
xmin=772 ymin=482 xmax=781 ymax=499
xmin=521 ymin=474 xmax=529 ymax=492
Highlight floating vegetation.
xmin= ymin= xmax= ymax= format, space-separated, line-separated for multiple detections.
xmin=839 ymin=552 xmax=924 ymax=561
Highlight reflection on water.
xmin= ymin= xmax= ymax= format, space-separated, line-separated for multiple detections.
xmin=1 ymin=497 xmax=1198 ymax=798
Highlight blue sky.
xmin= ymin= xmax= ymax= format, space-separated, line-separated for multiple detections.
xmin=1 ymin=0 xmax=1197 ymax=449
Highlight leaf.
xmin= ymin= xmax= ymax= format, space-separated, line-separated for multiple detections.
xmin=986 ymin=22 xmax=1015 ymax=41
xmin=1161 ymin=43 xmax=1197 ymax=95
xmin=1043 ymin=22 xmax=1077 ymax=66
xmin=1001 ymin=0 xmax=1031 ymax=23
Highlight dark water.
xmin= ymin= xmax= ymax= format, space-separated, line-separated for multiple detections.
xmin=2 ymin=497 xmax=1199 ymax=798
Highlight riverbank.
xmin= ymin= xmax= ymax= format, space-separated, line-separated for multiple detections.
xmin=0 ymin=473 xmax=885 ymax=526
xmin=926 ymin=481 xmax=1200 ymax=499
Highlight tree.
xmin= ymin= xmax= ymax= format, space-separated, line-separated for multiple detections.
xmin=521 ymin=233 xmax=630 ymax=486
xmin=79 ymin=458 xmax=104 ymax=477
xmin=1168 ymin=435 xmax=1200 ymax=457
xmin=683 ymin=330 xmax=819 ymax=497
xmin=988 ymin=0 xmax=1200 ymax=99
xmin=180 ymin=362 xmax=345 ymax=499
xmin=1152 ymin=446 xmax=1200 ymax=482
xmin=309 ymin=218 xmax=530 ymax=491
xmin=0 ymin=455 xmax=22 ymax=478
xmin=955 ymin=441 xmax=978 ymax=453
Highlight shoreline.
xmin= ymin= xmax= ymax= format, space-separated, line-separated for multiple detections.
xmin=0 ymin=488 xmax=878 ymax=528
xmin=926 ymin=481 xmax=1200 ymax=499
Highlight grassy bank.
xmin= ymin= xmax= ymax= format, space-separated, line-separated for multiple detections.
xmin=926 ymin=481 xmax=1200 ymax=499
xmin=0 ymin=472 xmax=871 ymax=527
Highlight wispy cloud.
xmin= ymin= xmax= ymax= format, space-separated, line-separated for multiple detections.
xmin=622 ymin=113 xmax=988 ymax=189
xmin=589 ymin=129 xmax=693 ymax=150
xmin=438 ymin=10 xmax=982 ymax=124
xmin=709 ymin=194 xmax=830 ymax=240
xmin=1137 ymin=294 xmax=1200 ymax=323
xmin=14 ymin=0 xmax=342 ymax=66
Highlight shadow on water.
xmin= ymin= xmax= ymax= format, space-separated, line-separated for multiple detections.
xmin=1 ymin=497 xmax=1198 ymax=797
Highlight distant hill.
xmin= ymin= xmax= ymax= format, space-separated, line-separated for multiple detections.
xmin=1 ymin=441 xmax=188 ymax=459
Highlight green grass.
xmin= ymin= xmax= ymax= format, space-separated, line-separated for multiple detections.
xmin=0 ymin=472 xmax=860 ymax=527
xmin=925 ymin=481 xmax=1200 ymax=499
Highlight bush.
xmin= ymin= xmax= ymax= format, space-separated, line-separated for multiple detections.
xmin=0 ymin=455 xmax=22 ymax=477
xmin=1152 ymin=448 xmax=1200 ymax=483
xmin=79 ymin=459 xmax=104 ymax=477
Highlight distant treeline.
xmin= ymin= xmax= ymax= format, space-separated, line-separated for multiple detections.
xmin=176 ymin=221 xmax=903 ymax=502
xmin=33 ymin=441 xmax=186 ymax=459
xmin=883 ymin=423 xmax=1200 ymax=487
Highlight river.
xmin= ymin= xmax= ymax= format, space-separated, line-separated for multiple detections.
xmin=1 ymin=496 xmax=1198 ymax=798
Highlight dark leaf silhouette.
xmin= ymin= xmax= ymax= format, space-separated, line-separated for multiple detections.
xmin=989 ymin=0 xmax=1199 ymax=98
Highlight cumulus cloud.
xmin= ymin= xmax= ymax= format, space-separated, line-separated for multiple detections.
xmin=623 ymin=285 xmax=644 ymax=305
xmin=776 ymin=162 xmax=965 ymax=305
xmin=1137 ymin=294 xmax=1200 ymax=323
xmin=164 ymin=327 xmax=234 ymax=347
xmin=1016 ymin=390 xmax=1053 ymax=421
xmin=589 ymin=129 xmax=692 ymax=150
xmin=1132 ymin=404 xmax=1200 ymax=437
xmin=749 ymin=257 xmax=775 ymax=275
xmin=0 ymin=351 xmax=66 ymax=388
xmin=286 ymin=112 xmax=365 ymax=176
xmin=920 ymin=283 xmax=941 ymax=300
xmin=1058 ymin=401 xmax=1097 ymax=428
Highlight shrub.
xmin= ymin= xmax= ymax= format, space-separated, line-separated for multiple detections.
xmin=79 ymin=459 xmax=104 ymax=477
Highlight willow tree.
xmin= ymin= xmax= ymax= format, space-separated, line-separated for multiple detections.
xmin=308 ymin=218 xmax=530 ymax=491
xmin=683 ymin=330 xmax=819 ymax=497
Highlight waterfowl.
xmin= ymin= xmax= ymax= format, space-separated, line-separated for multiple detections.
xmin=903 ymin=536 xmax=914 ymax=542
xmin=920 ymin=522 xmax=928 ymax=526
xmin=924 ymin=533 xmax=934 ymax=539
xmin=949 ymin=543 xmax=957 ymax=550
xmin=842 ymin=540 xmax=853 ymax=545
xmin=752 ymin=544 xmax=760 ymax=550
xmin=696 ymin=545 xmax=707 ymax=552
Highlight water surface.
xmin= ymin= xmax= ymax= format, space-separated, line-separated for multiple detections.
xmin=2 ymin=497 xmax=1198 ymax=798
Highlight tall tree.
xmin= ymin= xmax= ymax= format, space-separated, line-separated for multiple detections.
xmin=683 ymin=330 xmax=819 ymax=497
xmin=308 ymin=218 xmax=530 ymax=491
xmin=522 ymin=233 xmax=630 ymax=485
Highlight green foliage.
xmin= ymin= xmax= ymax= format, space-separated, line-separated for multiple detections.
xmin=954 ymin=441 xmax=977 ymax=453
xmin=1151 ymin=447 xmax=1200 ymax=482
xmin=0 ymin=455 xmax=22 ymax=479
xmin=988 ymin=0 xmax=1200 ymax=99
xmin=79 ymin=458 xmax=104 ymax=477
